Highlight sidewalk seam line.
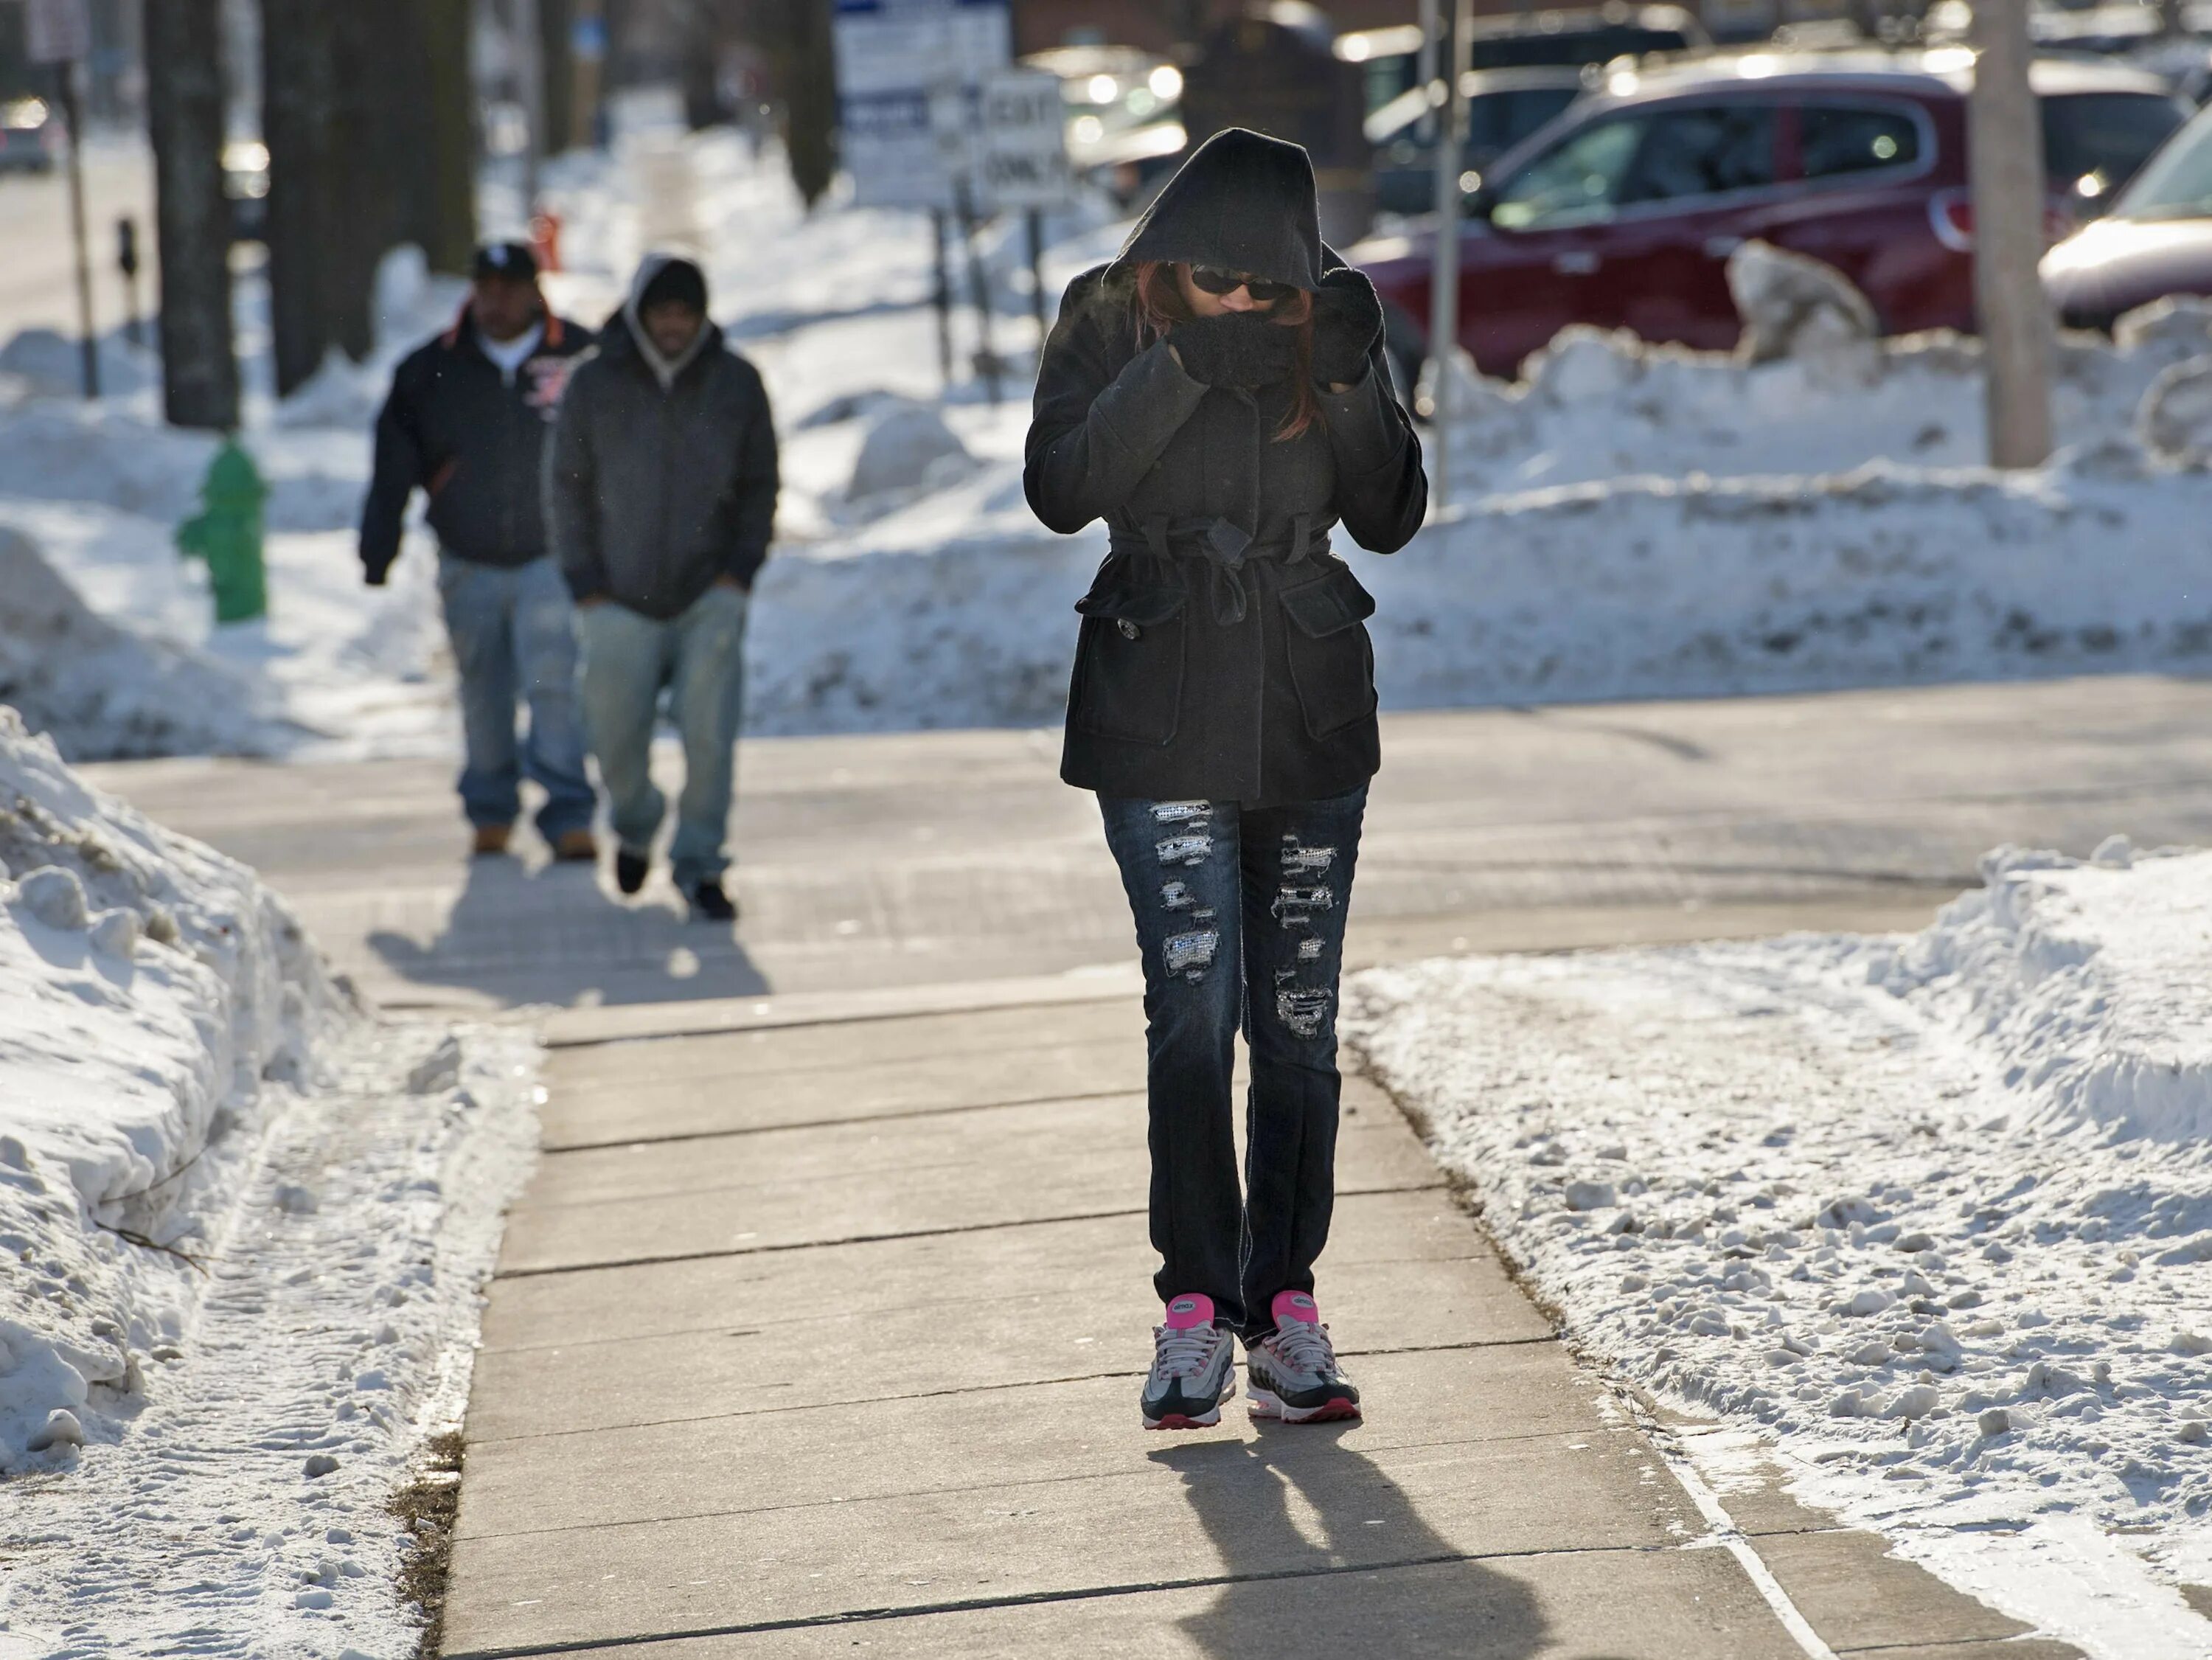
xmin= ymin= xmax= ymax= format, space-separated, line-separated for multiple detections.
xmin=538 ymin=1087 xmax=1145 ymax=1153
xmin=442 ymin=1541 xmax=1672 ymax=1658
xmin=546 ymin=987 xmax=1141 ymax=1050
xmin=490 ymin=1184 xmax=1449 ymax=1280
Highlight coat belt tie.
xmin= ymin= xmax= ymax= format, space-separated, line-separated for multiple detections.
xmin=1133 ymin=513 xmax=1314 ymax=626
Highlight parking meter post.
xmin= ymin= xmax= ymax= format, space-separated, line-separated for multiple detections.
xmin=1427 ymin=0 xmax=1470 ymax=511
xmin=116 ymin=216 xmax=142 ymax=349
xmin=956 ymin=177 xmax=1001 ymax=406
xmin=1026 ymin=206 xmax=1048 ymax=346
xmin=1969 ymin=0 xmax=2053 ymax=468
xmin=1416 ymin=0 xmax=1439 ymax=145
xmin=932 ymin=209 xmax=956 ymax=392
xmin=57 ymin=63 xmax=98 ymax=400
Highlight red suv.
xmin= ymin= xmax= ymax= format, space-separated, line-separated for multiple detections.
xmin=1355 ymin=50 xmax=2188 ymax=378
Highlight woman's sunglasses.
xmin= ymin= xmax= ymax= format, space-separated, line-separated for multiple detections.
xmin=1187 ymin=265 xmax=1299 ymax=304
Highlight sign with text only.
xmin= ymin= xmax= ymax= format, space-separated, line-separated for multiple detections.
xmin=25 ymin=0 xmax=92 ymax=63
xmin=976 ymin=68 xmax=1071 ymax=212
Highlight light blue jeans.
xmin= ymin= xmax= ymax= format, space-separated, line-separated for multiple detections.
xmin=577 ymin=583 xmax=748 ymax=889
xmin=436 ymin=552 xmax=594 ymax=838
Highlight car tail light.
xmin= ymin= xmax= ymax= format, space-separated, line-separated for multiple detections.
xmin=1927 ymin=189 xmax=2073 ymax=254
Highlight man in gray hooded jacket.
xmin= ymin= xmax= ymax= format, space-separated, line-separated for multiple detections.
xmin=544 ymin=253 xmax=779 ymax=921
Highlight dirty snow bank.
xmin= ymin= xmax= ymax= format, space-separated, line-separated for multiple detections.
xmin=1349 ymin=845 xmax=2212 ymax=1659
xmin=0 ymin=713 xmax=539 ymax=1655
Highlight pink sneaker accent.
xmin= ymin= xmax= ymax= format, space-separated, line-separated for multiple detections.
xmin=1164 ymin=1293 xmax=1215 ymax=1331
xmin=1273 ymin=1290 xmax=1321 ymax=1326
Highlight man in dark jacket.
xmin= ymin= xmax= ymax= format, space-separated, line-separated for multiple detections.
xmin=544 ymin=254 xmax=778 ymax=922
xmin=360 ymin=241 xmax=598 ymax=861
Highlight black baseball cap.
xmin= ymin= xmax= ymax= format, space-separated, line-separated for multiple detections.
xmin=472 ymin=241 xmax=540 ymax=282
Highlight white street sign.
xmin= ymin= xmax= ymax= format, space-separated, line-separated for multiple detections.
xmin=833 ymin=0 xmax=1010 ymax=211
xmin=976 ymin=67 xmax=1071 ymax=212
xmin=25 ymin=0 xmax=92 ymax=63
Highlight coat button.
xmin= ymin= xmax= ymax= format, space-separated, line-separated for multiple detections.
xmin=1118 ymin=619 xmax=1140 ymax=639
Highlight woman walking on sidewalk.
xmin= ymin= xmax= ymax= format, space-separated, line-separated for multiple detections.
xmin=1024 ymin=129 xmax=1427 ymax=1430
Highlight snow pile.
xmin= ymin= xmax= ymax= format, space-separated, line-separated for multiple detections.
xmin=1349 ymin=846 xmax=2212 ymax=1657
xmin=0 ymin=523 xmax=296 ymax=760
xmin=1727 ymin=239 xmax=1879 ymax=373
xmin=0 ymin=712 xmax=540 ymax=1653
xmin=0 ymin=705 xmax=336 ymax=1467
xmin=1444 ymin=297 xmax=2212 ymax=495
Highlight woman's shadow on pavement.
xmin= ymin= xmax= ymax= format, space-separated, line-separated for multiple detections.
xmin=366 ymin=851 xmax=768 ymax=1007
xmin=1151 ymin=1424 xmax=1597 ymax=1660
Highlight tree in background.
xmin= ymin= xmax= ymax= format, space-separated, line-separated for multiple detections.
xmin=760 ymin=0 xmax=834 ymax=207
xmin=144 ymin=0 xmax=240 ymax=430
xmin=262 ymin=0 xmax=479 ymax=395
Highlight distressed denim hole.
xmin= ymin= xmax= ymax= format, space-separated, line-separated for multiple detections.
xmin=1164 ymin=929 xmax=1220 ymax=979
xmin=1157 ymin=835 xmax=1213 ymax=867
xmin=1280 ymin=835 xmax=1337 ymax=876
xmin=1161 ymin=881 xmax=1194 ymax=911
xmin=1276 ymin=987 xmax=1332 ymax=1038
xmin=1151 ymin=801 xmax=1211 ymax=826
xmin=1296 ymin=936 xmax=1324 ymax=962
xmin=1271 ymin=884 xmax=1335 ymax=925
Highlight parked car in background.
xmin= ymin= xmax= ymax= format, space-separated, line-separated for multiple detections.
xmin=1024 ymin=44 xmax=1187 ymax=208
xmin=1368 ymin=66 xmax=1589 ymax=215
xmin=1354 ymin=49 xmax=2188 ymax=378
xmin=223 ymin=139 xmax=269 ymax=243
xmin=0 ymin=97 xmax=60 ymax=176
xmin=1340 ymin=4 xmax=1708 ymax=119
xmin=2046 ymin=100 xmax=2212 ymax=327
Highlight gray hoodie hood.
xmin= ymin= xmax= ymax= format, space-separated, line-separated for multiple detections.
xmin=621 ymin=252 xmax=713 ymax=391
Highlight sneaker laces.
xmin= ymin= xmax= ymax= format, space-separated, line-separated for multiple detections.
xmin=1152 ymin=1324 xmax=1220 ymax=1381
xmin=1271 ymin=1319 xmax=1340 ymax=1380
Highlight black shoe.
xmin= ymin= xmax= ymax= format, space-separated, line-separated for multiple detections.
xmin=690 ymin=878 xmax=737 ymax=923
xmin=614 ymin=850 xmax=649 ymax=895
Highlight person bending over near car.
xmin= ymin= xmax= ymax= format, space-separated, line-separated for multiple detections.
xmin=543 ymin=254 xmax=779 ymax=923
xmin=360 ymin=241 xmax=598 ymax=861
xmin=1026 ymin=128 xmax=1427 ymax=1432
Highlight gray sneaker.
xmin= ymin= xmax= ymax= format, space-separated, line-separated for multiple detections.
xmin=1246 ymin=1291 xmax=1360 ymax=1423
xmin=1141 ymin=1293 xmax=1237 ymax=1430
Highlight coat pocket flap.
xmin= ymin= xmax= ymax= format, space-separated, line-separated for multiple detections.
xmin=1075 ymin=580 xmax=1187 ymax=628
xmin=1279 ymin=568 xmax=1377 ymax=639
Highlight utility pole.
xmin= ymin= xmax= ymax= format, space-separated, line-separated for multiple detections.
xmin=514 ymin=0 xmax=547 ymax=209
xmin=1427 ymin=0 xmax=1471 ymax=509
xmin=1969 ymin=0 xmax=2053 ymax=468
xmin=142 ymin=0 xmax=239 ymax=428
xmin=27 ymin=0 xmax=98 ymax=398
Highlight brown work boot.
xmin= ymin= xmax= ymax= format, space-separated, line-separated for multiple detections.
xmin=553 ymin=829 xmax=599 ymax=864
xmin=471 ymin=824 xmax=513 ymax=858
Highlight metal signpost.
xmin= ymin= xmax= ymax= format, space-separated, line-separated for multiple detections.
xmin=27 ymin=0 xmax=98 ymax=400
xmin=1426 ymin=0 xmax=1472 ymax=512
xmin=832 ymin=0 xmax=1018 ymax=395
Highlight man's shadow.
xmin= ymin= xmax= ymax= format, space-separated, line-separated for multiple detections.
xmin=366 ymin=850 xmax=768 ymax=1007
xmin=1152 ymin=1426 xmax=1559 ymax=1660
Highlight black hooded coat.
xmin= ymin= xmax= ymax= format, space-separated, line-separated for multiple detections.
xmin=1025 ymin=129 xmax=1427 ymax=805
xmin=544 ymin=254 xmax=780 ymax=619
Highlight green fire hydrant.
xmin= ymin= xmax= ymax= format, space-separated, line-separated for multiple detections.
xmin=176 ymin=438 xmax=269 ymax=625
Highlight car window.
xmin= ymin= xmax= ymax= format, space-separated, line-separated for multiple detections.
xmin=1800 ymin=105 xmax=1921 ymax=180
xmin=1490 ymin=115 xmax=1648 ymax=228
xmin=1618 ymin=103 xmax=1778 ymax=206
xmin=2042 ymin=92 xmax=2187 ymax=198
xmin=2110 ymin=104 xmax=2212 ymax=220
xmin=1464 ymin=86 xmax=1583 ymax=164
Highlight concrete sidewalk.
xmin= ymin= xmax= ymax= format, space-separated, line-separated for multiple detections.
xmin=84 ymin=684 xmax=2178 ymax=1656
xmin=439 ymin=987 xmax=2076 ymax=1660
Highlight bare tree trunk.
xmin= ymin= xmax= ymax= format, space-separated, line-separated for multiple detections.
xmin=539 ymin=0 xmax=575 ymax=157
xmin=773 ymin=0 xmax=835 ymax=208
xmin=1969 ymin=0 xmax=2053 ymax=468
xmin=420 ymin=0 xmax=479 ymax=272
xmin=145 ymin=0 xmax=240 ymax=428
xmin=262 ymin=0 xmax=336 ymax=395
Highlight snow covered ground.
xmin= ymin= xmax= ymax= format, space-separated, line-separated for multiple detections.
xmin=1350 ymin=843 xmax=2212 ymax=1660
xmin=0 ymin=715 xmax=537 ymax=1656
xmin=10 ymin=123 xmax=2212 ymax=759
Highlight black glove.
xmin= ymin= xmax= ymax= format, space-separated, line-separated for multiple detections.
xmin=1308 ymin=268 xmax=1385 ymax=389
xmin=361 ymin=552 xmax=392 ymax=588
xmin=1168 ymin=312 xmax=1299 ymax=390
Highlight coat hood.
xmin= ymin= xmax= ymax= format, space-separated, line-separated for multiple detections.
xmin=1109 ymin=128 xmax=1325 ymax=292
xmin=618 ymin=252 xmax=714 ymax=390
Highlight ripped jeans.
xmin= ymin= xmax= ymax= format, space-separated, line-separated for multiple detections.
xmin=1098 ymin=785 xmax=1367 ymax=1341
